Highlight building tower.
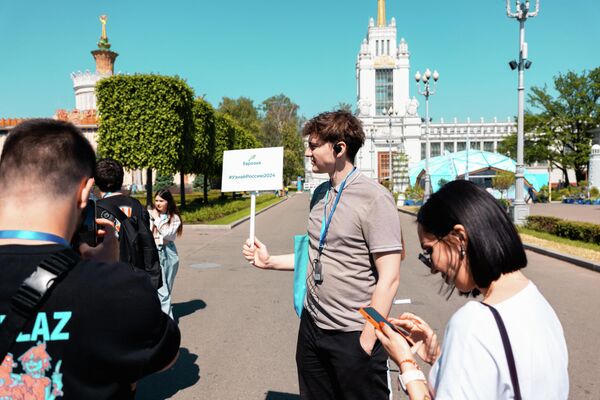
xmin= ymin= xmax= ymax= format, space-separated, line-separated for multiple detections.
xmin=356 ymin=0 xmax=411 ymax=117
xmin=71 ymin=15 xmax=118 ymax=111
xmin=353 ymin=0 xmax=419 ymax=199
xmin=589 ymin=144 xmax=600 ymax=191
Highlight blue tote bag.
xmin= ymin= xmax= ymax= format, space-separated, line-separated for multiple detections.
xmin=293 ymin=234 xmax=309 ymax=317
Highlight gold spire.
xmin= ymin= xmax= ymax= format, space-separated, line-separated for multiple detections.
xmin=100 ymin=15 xmax=108 ymax=40
xmin=377 ymin=0 xmax=386 ymax=27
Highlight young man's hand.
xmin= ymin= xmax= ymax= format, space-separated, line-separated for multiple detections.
xmin=79 ymin=218 xmax=119 ymax=263
xmin=242 ymin=237 xmax=271 ymax=269
xmin=359 ymin=327 xmax=378 ymax=356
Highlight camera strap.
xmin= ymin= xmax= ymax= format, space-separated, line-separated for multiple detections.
xmin=0 ymin=248 xmax=80 ymax=361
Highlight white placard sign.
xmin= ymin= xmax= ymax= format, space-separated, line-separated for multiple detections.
xmin=221 ymin=147 xmax=284 ymax=192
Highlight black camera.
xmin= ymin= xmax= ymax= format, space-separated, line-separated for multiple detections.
xmin=74 ymin=199 xmax=97 ymax=247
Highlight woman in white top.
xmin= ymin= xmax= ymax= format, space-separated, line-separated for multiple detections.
xmin=149 ymin=188 xmax=183 ymax=319
xmin=375 ymin=180 xmax=568 ymax=400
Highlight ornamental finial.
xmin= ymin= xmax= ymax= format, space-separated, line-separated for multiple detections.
xmin=98 ymin=15 xmax=111 ymax=50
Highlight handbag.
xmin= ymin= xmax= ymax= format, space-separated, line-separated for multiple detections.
xmin=293 ymin=234 xmax=309 ymax=317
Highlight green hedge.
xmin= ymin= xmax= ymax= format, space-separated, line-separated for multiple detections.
xmin=525 ymin=215 xmax=600 ymax=245
xmin=181 ymin=193 xmax=277 ymax=223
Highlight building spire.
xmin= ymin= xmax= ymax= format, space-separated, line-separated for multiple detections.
xmin=377 ymin=0 xmax=386 ymax=27
xmin=98 ymin=15 xmax=111 ymax=50
xmin=92 ymin=14 xmax=118 ymax=75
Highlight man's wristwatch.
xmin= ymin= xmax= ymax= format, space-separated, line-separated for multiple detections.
xmin=398 ymin=369 xmax=427 ymax=393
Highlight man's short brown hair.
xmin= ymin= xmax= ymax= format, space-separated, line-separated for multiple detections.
xmin=302 ymin=110 xmax=365 ymax=163
xmin=0 ymin=119 xmax=96 ymax=197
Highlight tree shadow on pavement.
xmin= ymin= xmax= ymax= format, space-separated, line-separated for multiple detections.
xmin=173 ymin=299 xmax=206 ymax=324
xmin=265 ymin=391 xmax=300 ymax=400
xmin=135 ymin=347 xmax=200 ymax=399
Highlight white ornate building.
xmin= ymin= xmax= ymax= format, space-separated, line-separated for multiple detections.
xmin=304 ymin=0 xmax=525 ymax=192
xmin=589 ymin=145 xmax=600 ymax=190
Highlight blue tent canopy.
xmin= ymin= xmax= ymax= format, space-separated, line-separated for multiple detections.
xmin=409 ymin=150 xmax=548 ymax=194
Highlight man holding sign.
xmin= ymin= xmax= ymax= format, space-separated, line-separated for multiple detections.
xmin=242 ymin=111 xmax=403 ymax=400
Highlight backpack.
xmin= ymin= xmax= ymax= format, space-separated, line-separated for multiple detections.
xmin=97 ymin=201 xmax=163 ymax=289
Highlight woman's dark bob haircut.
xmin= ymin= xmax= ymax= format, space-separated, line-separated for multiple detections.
xmin=417 ymin=180 xmax=527 ymax=290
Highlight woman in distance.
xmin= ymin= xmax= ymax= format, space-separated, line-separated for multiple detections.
xmin=375 ymin=180 xmax=568 ymax=400
xmin=149 ymin=188 xmax=183 ymax=319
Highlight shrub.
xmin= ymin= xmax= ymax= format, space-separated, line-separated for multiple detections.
xmin=193 ymin=174 xmax=208 ymax=191
xmin=525 ymin=215 xmax=561 ymax=232
xmin=181 ymin=193 xmax=277 ymax=223
xmin=557 ymin=188 xmax=571 ymax=199
xmin=405 ymin=184 xmax=424 ymax=200
xmin=497 ymin=198 xmax=511 ymax=211
xmin=525 ymin=215 xmax=600 ymax=245
xmin=155 ymin=172 xmax=174 ymax=191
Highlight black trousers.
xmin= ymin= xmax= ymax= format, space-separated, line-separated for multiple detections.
xmin=296 ymin=309 xmax=389 ymax=400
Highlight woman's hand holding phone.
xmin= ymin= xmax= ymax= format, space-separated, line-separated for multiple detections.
xmin=374 ymin=323 xmax=415 ymax=367
xmin=392 ymin=313 xmax=441 ymax=365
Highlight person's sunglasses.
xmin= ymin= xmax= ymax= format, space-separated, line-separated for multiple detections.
xmin=417 ymin=238 xmax=441 ymax=270
xmin=418 ymin=249 xmax=433 ymax=269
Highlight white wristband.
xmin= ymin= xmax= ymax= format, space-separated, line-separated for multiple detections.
xmin=398 ymin=369 xmax=426 ymax=393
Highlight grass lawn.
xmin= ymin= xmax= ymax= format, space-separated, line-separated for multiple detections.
xmin=206 ymin=196 xmax=285 ymax=225
xmin=518 ymin=227 xmax=600 ymax=263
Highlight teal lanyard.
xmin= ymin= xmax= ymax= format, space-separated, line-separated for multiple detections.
xmin=0 ymin=230 xmax=70 ymax=247
xmin=318 ymin=167 xmax=356 ymax=256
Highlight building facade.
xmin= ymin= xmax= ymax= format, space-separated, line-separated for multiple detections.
xmin=304 ymin=0 xmax=524 ymax=193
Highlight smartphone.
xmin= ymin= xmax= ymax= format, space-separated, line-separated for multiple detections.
xmin=76 ymin=199 xmax=97 ymax=246
xmin=359 ymin=307 xmax=415 ymax=346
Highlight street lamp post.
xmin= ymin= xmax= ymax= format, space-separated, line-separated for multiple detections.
xmin=415 ymin=68 xmax=439 ymax=202
xmin=384 ymin=107 xmax=400 ymax=192
xmin=506 ymin=0 xmax=539 ymax=224
xmin=366 ymin=127 xmax=377 ymax=180
xmin=465 ymin=117 xmax=471 ymax=181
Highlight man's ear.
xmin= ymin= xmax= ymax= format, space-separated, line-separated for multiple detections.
xmin=333 ymin=142 xmax=347 ymax=158
xmin=78 ymin=178 xmax=95 ymax=210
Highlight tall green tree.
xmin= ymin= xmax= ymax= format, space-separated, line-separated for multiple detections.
xmin=210 ymin=113 xmax=258 ymax=186
xmin=96 ymin=74 xmax=195 ymax=206
xmin=499 ymin=68 xmax=600 ymax=184
xmin=492 ymin=171 xmax=515 ymax=199
xmin=260 ymin=94 xmax=304 ymax=183
xmin=192 ymin=97 xmax=217 ymax=203
xmin=218 ymin=97 xmax=261 ymax=137
xmin=333 ymin=102 xmax=353 ymax=113
xmin=259 ymin=94 xmax=299 ymax=147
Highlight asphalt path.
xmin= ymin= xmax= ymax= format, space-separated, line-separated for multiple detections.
xmin=530 ymin=203 xmax=600 ymax=224
xmin=136 ymin=192 xmax=600 ymax=400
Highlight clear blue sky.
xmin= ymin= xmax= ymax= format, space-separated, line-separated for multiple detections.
xmin=1 ymin=0 xmax=598 ymax=121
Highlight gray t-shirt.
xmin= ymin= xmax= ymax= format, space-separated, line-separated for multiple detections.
xmin=305 ymin=170 xmax=402 ymax=331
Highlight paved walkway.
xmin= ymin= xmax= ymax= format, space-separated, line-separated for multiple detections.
xmin=530 ymin=203 xmax=600 ymax=224
xmin=135 ymin=192 xmax=600 ymax=399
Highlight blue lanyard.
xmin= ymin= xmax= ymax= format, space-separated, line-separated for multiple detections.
xmin=318 ymin=167 xmax=356 ymax=255
xmin=0 ymin=230 xmax=71 ymax=247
